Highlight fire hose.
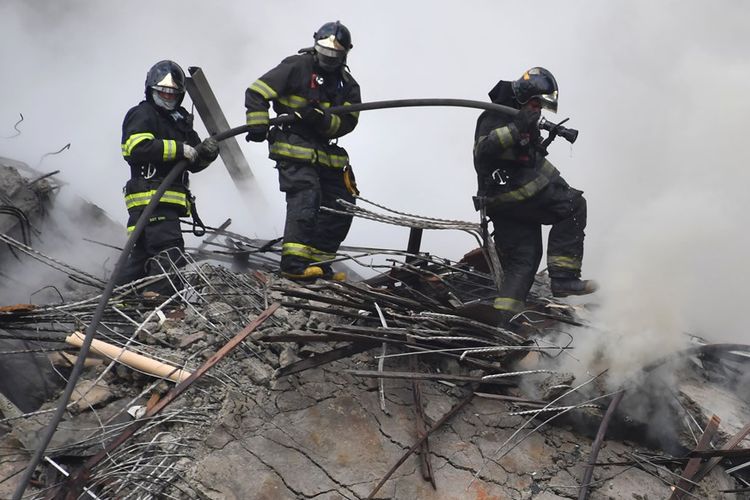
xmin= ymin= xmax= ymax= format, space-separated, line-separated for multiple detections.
xmin=14 ymin=98 xmax=578 ymax=499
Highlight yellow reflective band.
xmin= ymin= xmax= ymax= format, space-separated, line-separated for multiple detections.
xmin=277 ymin=94 xmax=308 ymax=108
xmin=270 ymin=142 xmax=317 ymax=161
xmin=282 ymin=242 xmax=315 ymax=259
xmin=126 ymin=225 xmax=135 ymax=234
xmin=315 ymin=151 xmax=347 ymax=168
xmin=325 ymin=114 xmax=341 ymax=135
xmin=325 ymin=153 xmax=348 ymax=169
xmin=310 ymin=247 xmax=336 ymax=262
xmin=162 ymin=140 xmax=177 ymax=161
xmin=493 ymin=161 xmax=559 ymax=203
xmin=493 ymin=126 xmax=514 ymax=148
xmin=493 ymin=297 xmax=525 ymax=312
xmin=548 ymin=255 xmax=582 ymax=270
xmin=124 ymin=189 xmax=188 ymax=210
xmin=249 ymin=79 xmax=278 ymax=100
xmin=122 ymin=132 xmax=155 ymax=157
xmin=246 ymin=110 xmax=269 ymax=126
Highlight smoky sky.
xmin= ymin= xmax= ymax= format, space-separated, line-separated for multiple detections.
xmin=1 ymin=1 xmax=749 ymax=346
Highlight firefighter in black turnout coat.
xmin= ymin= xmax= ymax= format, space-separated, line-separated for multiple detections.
xmin=116 ymin=60 xmax=219 ymax=294
xmin=245 ymin=21 xmax=361 ymax=281
xmin=473 ymin=67 xmax=598 ymax=323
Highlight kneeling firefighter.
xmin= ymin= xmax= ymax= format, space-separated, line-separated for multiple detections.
xmin=473 ymin=67 xmax=598 ymax=324
xmin=244 ymin=20 xmax=361 ymax=281
xmin=116 ymin=60 xmax=219 ymax=294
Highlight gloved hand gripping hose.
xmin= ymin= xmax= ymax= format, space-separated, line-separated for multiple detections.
xmin=18 ymin=97 xmax=570 ymax=500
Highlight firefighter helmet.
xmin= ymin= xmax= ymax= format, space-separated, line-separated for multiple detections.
xmin=313 ymin=21 xmax=352 ymax=71
xmin=511 ymin=67 xmax=558 ymax=112
xmin=145 ymin=60 xmax=186 ymax=111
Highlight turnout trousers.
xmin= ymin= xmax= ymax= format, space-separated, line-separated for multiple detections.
xmin=115 ymin=206 xmax=186 ymax=294
xmin=488 ymin=176 xmax=587 ymax=313
xmin=276 ymin=161 xmax=355 ymax=274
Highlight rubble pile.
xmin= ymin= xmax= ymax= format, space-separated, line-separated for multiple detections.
xmin=0 ymin=162 xmax=748 ymax=499
xmin=0 ymin=250 xmax=747 ymax=498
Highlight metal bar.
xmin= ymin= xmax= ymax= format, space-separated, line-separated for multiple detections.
xmin=410 ymin=337 xmax=435 ymax=487
xmin=366 ymin=390 xmax=475 ymax=499
xmin=55 ymin=303 xmax=279 ymax=500
xmin=692 ymin=420 xmax=750 ymax=484
xmin=405 ymin=228 xmax=423 ymax=264
xmin=687 ymin=448 xmax=750 ymax=459
xmin=274 ymin=343 xmax=373 ymax=378
xmin=345 ymin=369 xmax=515 ymax=386
xmin=578 ymin=390 xmax=624 ymax=500
xmin=197 ymin=218 xmax=232 ymax=253
xmin=669 ymin=414 xmax=721 ymax=500
xmin=185 ymin=66 xmax=254 ymax=187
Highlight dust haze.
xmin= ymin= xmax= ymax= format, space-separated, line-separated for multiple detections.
xmin=1 ymin=2 xmax=748 ymax=373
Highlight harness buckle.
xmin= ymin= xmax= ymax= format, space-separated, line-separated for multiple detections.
xmin=491 ymin=169 xmax=508 ymax=186
xmin=144 ymin=164 xmax=157 ymax=179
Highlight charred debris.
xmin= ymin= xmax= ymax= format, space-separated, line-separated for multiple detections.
xmin=0 ymin=158 xmax=748 ymax=499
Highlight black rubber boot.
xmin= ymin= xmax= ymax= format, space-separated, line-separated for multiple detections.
xmin=551 ymin=278 xmax=599 ymax=298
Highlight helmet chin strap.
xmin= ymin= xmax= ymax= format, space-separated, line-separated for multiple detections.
xmin=152 ymin=89 xmax=179 ymax=111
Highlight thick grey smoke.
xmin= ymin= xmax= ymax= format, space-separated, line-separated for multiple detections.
xmin=1 ymin=2 xmax=749 ymax=358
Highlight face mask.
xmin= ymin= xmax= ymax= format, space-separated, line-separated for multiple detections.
xmin=152 ymin=89 xmax=179 ymax=111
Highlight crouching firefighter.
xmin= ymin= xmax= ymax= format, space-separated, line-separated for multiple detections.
xmin=473 ymin=67 xmax=598 ymax=325
xmin=115 ymin=60 xmax=219 ymax=295
xmin=245 ymin=20 xmax=361 ymax=281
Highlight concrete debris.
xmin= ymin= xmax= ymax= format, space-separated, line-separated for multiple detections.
xmin=0 ymin=161 xmax=748 ymax=499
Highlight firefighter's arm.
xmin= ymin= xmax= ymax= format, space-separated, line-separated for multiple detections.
xmin=317 ymin=74 xmax=361 ymax=139
xmin=473 ymin=113 xmax=517 ymax=161
xmin=186 ymin=131 xmax=220 ymax=173
xmin=121 ymin=107 xmax=187 ymax=164
xmin=244 ymin=57 xmax=297 ymax=142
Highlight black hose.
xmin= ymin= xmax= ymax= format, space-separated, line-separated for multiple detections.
xmin=12 ymin=161 xmax=189 ymax=499
xmin=214 ymin=97 xmax=520 ymax=141
xmin=14 ymin=97 xmax=515 ymax=499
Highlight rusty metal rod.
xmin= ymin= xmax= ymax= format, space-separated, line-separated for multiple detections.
xmin=367 ymin=390 xmax=475 ymax=499
xmin=691 ymin=420 xmax=750 ymax=484
xmin=346 ymin=369 xmax=515 ymax=386
xmin=577 ymin=390 xmax=624 ymax=500
xmin=53 ymin=303 xmax=279 ymax=500
xmin=669 ymin=414 xmax=721 ymax=500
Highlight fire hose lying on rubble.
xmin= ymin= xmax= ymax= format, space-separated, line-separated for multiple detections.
xmin=13 ymin=98 xmax=579 ymax=499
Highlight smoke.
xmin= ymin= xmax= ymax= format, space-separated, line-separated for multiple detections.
xmin=0 ymin=188 xmax=122 ymax=305
xmin=1 ymin=2 xmax=748 ymax=348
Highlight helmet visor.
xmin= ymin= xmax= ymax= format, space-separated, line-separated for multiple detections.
xmin=539 ymin=90 xmax=558 ymax=112
xmin=315 ymin=42 xmax=346 ymax=70
xmin=153 ymin=85 xmax=181 ymax=95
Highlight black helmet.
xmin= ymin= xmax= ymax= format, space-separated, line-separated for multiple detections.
xmin=145 ymin=60 xmax=186 ymax=110
xmin=511 ymin=67 xmax=558 ymax=112
xmin=313 ymin=21 xmax=352 ymax=71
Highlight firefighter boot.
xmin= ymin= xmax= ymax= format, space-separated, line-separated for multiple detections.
xmin=282 ymin=265 xmax=325 ymax=281
xmin=551 ymin=278 xmax=599 ymax=298
xmin=319 ymin=264 xmax=346 ymax=282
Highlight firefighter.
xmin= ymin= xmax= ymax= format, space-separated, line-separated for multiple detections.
xmin=473 ymin=67 xmax=598 ymax=323
xmin=245 ymin=20 xmax=361 ymax=281
xmin=116 ymin=60 xmax=219 ymax=294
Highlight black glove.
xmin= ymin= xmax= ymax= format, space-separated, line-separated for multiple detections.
xmin=295 ymin=105 xmax=326 ymax=127
xmin=245 ymin=125 xmax=268 ymax=143
xmin=196 ymin=137 xmax=219 ymax=161
xmin=513 ymin=107 xmax=541 ymax=133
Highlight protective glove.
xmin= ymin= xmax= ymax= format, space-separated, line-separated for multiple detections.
xmin=183 ymin=144 xmax=199 ymax=162
xmin=513 ymin=107 xmax=541 ymax=134
xmin=294 ymin=105 xmax=326 ymax=127
xmin=196 ymin=137 xmax=219 ymax=162
xmin=245 ymin=125 xmax=268 ymax=143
